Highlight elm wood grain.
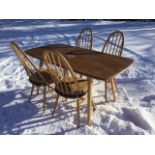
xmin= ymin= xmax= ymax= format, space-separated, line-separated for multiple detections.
xmin=26 ymin=44 xmax=133 ymax=81
xmin=26 ymin=44 xmax=133 ymax=126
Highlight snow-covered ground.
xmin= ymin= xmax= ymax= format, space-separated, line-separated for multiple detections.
xmin=0 ymin=20 xmax=155 ymax=135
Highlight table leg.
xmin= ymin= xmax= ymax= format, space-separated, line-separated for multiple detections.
xmin=87 ymin=77 xmax=93 ymax=126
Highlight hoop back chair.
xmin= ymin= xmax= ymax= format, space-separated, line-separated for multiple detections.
xmin=76 ymin=28 xmax=93 ymax=78
xmin=101 ymin=31 xmax=124 ymax=101
xmin=102 ymin=31 xmax=124 ymax=56
xmin=10 ymin=42 xmax=53 ymax=111
xmin=76 ymin=27 xmax=93 ymax=50
xmin=44 ymin=51 xmax=95 ymax=128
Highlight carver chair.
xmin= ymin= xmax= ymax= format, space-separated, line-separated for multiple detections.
xmin=10 ymin=42 xmax=54 ymax=112
xmin=101 ymin=31 xmax=124 ymax=101
xmin=43 ymin=50 xmax=95 ymax=128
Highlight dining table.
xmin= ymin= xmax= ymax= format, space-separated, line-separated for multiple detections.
xmin=25 ymin=43 xmax=134 ymax=126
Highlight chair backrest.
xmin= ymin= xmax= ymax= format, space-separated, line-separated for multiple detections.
xmin=102 ymin=31 xmax=124 ymax=56
xmin=10 ymin=41 xmax=46 ymax=82
xmin=76 ymin=27 xmax=93 ymax=50
xmin=43 ymin=50 xmax=81 ymax=95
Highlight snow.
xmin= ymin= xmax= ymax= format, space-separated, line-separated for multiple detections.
xmin=0 ymin=19 xmax=155 ymax=135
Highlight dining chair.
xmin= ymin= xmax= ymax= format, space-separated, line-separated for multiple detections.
xmin=101 ymin=31 xmax=124 ymax=101
xmin=76 ymin=27 xmax=93 ymax=79
xmin=10 ymin=42 xmax=54 ymax=112
xmin=102 ymin=31 xmax=124 ymax=56
xmin=76 ymin=27 xmax=93 ymax=50
xmin=43 ymin=50 xmax=95 ymax=128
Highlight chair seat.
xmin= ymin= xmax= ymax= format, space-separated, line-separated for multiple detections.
xmin=29 ymin=70 xmax=53 ymax=86
xmin=55 ymin=77 xmax=88 ymax=98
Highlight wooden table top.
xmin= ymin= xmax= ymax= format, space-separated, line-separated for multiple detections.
xmin=25 ymin=44 xmax=133 ymax=81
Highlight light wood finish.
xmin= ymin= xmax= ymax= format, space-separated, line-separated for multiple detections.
xmin=111 ymin=79 xmax=116 ymax=101
xmin=104 ymin=80 xmax=108 ymax=102
xmin=101 ymin=31 xmax=124 ymax=101
xmin=26 ymin=43 xmax=133 ymax=125
xmin=102 ymin=31 xmax=124 ymax=56
xmin=113 ymin=78 xmax=119 ymax=95
xmin=76 ymin=27 xmax=93 ymax=50
xmin=76 ymin=28 xmax=93 ymax=78
xmin=26 ymin=44 xmax=133 ymax=81
xmin=87 ymin=77 xmax=93 ymax=125
xmin=10 ymin=42 xmax=54 ymax=110
xmin=44 ymin=51 xmax=91 ymax=128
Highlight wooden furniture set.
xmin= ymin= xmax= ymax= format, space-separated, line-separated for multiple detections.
xmin=10 ymin=28 xmax=133 ymax=128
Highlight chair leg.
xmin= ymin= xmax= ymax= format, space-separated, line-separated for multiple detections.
xmin=113 ymin=78 xmax=119 ymax=95
xmin=52 ymin=95 xmax=60 ymax=117
xmin=43 ymin=86 xmax=46 ymax=113
xmin=111 ymin=79 xmax=116 ymax=101
xmin=29 ymin=84 xmax=35 ymax=102
xmin=104 ymin=81 xmax=108 ymax=102
xmin=79 ymin=97 xmax=86 ymax=105
xmin=39 ymin=60 xmax=43 ymax=69
xmin=37 ymin=87 xmax=40 ymax=95
xmin=77 ymin=98 xmax=80 ymax=128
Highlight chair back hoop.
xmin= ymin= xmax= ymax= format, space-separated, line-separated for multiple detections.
xmin=10 ymin=41 xmax=48 ymax=85
xmin=102 ymin=31 xmax=124 ymax=56
xmin=76 ymin=27 xmax=93 ymax=50
xmin=43 ymin=50 xmax=80 ymax=95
